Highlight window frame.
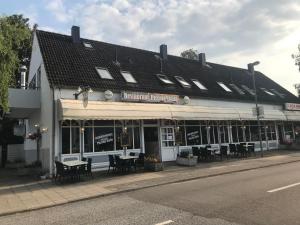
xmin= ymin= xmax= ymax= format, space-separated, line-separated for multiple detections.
xmin=120 ymin=70 xmax=137 ymax=83
xmin=174 ymin=76 xmax=191 ymax=88
xmin=217 ymin=82 xmax=232 ymax=92
xmin=229 ymin=83 xmax=245 ymax=95
xmin=95 ymin=67 xmax=113 ymax=80
xmin=191 ymin=79 xmax=207 ymax=90
xmin=156 ymin=74 xmax=174 ymax=84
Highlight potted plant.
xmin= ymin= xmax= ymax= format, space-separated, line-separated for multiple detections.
xmin=144 ymin=155 xmax=163 ymax=171
xmin=176 ymin=150 xmax=198 ymax=166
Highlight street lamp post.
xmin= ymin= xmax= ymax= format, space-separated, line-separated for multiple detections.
xmin=248 ymin=61 xmax=263 ymax=157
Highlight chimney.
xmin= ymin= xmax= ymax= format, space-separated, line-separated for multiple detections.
xmin=71 ymin=26 xmax=80 ymax=43
xmin=160 ymin=44 xmax=168 ymax=60
xmin=198 ymin=53 xmax=206 ymax=66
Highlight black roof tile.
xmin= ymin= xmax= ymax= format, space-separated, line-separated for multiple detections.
xmin=36 ymin=30 xmax=299 ymax=104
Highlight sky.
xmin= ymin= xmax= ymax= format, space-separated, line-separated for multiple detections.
xmin=2 ymin=0 xmax=300 ymax=95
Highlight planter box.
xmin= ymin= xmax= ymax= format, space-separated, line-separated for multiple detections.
xmin=176 ymin=156 xmax=198 ymax=166
xmin=144 ymin=162 xmax=164 ymax=172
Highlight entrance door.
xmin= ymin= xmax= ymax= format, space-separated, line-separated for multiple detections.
xmin=143 ymin=127 xmax=159 ymax=157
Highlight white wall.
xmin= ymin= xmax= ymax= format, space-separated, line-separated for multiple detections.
xmin=25 ymin=32 xmax=53 ymax=172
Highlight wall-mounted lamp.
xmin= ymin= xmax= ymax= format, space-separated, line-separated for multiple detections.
xmin=34 ymin=124 xmax=40 ymax=128
xmin=80 ymin=127 xmax=85 ymax=133
xmin=74 ymin=85 xmax=93 ymax=100
xmin=41 ymin=127 xmax=48 ymax=133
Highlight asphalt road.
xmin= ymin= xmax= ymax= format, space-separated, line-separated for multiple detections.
xmin=1 ymin=161 xmax=300 ymax=225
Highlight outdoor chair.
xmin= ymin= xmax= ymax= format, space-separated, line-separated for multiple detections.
xmin=220 ymin=145 xmax=229 ymax=160
xmin=107 ymin=155 xmax=116 ymax=174
xmin=200 ymin=147 xmax=209 ymax=161
xmin=237 ymin=143 xmax=247 ymax=158
xmin=129 ymin=152 xmax=136 ymax=156
xmin=135 ymin=153 xmax=145 ymax=169
xmin=229 ymin=144 xmax=237 ymax=157
xmin=84 ymin=158 xmax=93 ymax=178
xmin=247 ymin=143 xmax=255 ymax=156
xmin=115 ymin=155 xmax=128 ymax=172
xmin=192 ymin=147 xmax=200 ymax=160
xmin=54 ymin=161 xmax=71 ymax=183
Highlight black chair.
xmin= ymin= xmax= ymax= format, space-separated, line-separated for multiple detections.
xmin=54 ymin=161 xmax=71 ymax=183
xmin=135 ymin=153 xmax=145 ymax=169
xmin=107 ymin=155 xmax=116 ymax=174
xmin=85 ymin=158 xmax=93 ymax=177
xmin=237 ymin=143 xmax=247 ymax=158
xmin=200 ymin=147 xmax=209 ymax=161
xmin=229 ymin=144 xmax=237 ymax=157
xmin=129 ymin=152 xmax=136 ymax=156
xmin=115 ymin=155 xmax=127 ymax=172
xmin=192 ymin=147 xmax=200 ymax=160
xmin=220 ymin=145 xmax=228 ymax=160
xmin=247 ymin=143 xmax=255 ymax=156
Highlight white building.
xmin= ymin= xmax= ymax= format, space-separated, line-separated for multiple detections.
xmin=7 ymin=26 xmax=300 ymax=175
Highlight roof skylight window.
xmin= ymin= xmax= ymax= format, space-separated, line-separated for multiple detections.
xmin=156 ymin=74 xmax=174 ymax=84
xmin=270 ymin=89 xmax=285 ymax=98
xmin=217 ymin=82 xmax=232 ymax=92
xmin=229 ymin=84 xmax=245 ymax=95
xmin=261 ymin=88 xmax=275 ymax=96
xmin=83 ymin=42 xmax=92 ymax=48
xmin=191 ymin=79 xmax=207 ymax=90
xmin=241 ymin=85 xmax=255 ymax=96
xmin=121 ymin=71 xmax=137 ymax=83
xmin=95 ymin=67 xmax=113 ymax=79
xmin=174 ymin=76 xmax=191 ymax=88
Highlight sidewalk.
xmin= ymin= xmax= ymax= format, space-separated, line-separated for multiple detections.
xmin=0 ymin=150 xmax=300 ymax=217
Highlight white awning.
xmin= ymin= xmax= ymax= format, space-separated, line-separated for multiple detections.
xmin=283 ymin=111 xmax=300 ymax=121
xmin=58 ymin=99 xmax=241 ymax=121
xmin=58 ymin=99 xmax=173 ymax=120
xmin=238 ymin=108 xmax=286 ymax=121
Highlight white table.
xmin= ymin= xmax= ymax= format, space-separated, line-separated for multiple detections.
xmin=119 ymin=155 xmax=139 ymax=160
xmin=62 ymin=160 xmax=87 ymax=167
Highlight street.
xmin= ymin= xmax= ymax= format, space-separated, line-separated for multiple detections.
xmin=1 ymin=161 xmax=300 ymax=225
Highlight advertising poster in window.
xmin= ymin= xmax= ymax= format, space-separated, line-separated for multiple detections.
xmin=94 ymin=128 xmax=114 ymax=151
xmin=121 ymin=131 xmax=131 ymax=147
xmin=175 ymin=131 xmax=183 ymax=145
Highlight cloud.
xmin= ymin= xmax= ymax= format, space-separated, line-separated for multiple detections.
xmin=41 ymin=0 xmax=300 ymax=94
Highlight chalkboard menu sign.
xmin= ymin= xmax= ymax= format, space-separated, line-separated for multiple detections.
xmin=175 ymin=131 xmax=183 ymax=145
xmin=121 ymin=131 xmax=130 ymax=147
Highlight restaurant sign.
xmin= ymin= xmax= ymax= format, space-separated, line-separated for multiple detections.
xmin=121 ymin=91 xmax=179 ymax=104
xmin=285 ymin=103 xmax=300 ymax=111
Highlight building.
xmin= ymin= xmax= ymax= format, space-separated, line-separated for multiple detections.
xmin=7 ymin=26 xmax=300 ymax=175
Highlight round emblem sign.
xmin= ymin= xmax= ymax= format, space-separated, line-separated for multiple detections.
xmin=104 ymin=90 xmax=113 ymax=100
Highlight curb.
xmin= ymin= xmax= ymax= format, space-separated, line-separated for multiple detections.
xmin=1 ymin=158 xmax=300 ymax=217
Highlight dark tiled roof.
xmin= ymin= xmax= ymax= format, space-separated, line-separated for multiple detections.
xmin=36 ymin=30 xmax=299 ymax=104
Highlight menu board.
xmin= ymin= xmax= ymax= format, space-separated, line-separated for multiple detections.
xmin=187 ymin=130 xmax=199 ymax=141
xmin=95 ymin=133 xmax=113 ymax=145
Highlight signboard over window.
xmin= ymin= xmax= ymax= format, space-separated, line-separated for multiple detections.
xmin=121 ymin=91 xmax=179 ymax=104
xmin=285 ymin=103 xmax=300 ymax=111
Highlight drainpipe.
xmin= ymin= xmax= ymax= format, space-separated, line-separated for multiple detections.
xmin=51 ymin=88 xmax=56 ymax=177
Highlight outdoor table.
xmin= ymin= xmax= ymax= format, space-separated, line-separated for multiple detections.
xmin=62 ymin=160 xmax=87 ymax=167
xmin=118 ymin=155 xmax=139 ymax=172
xmin=61 ymin=160 xmax=88 ymax=180
xmin=119 ymin=155 xmax=139 ymax=160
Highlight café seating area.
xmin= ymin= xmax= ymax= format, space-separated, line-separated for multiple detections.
xmin=107 ymin=152 xmax=145 ymax=174
xmin=54 ymin=157 xmax=93 ymax=184
xmin=191 ymin=142 xmax=256 ymax=162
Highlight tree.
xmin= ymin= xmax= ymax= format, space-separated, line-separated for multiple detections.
xmin=180 ymin=49 xmax=198 ymax=60
xmin=0 ymin=15 xmax=31 ymax=113
xmin=292 ymin=44 xmax=300 ymax=72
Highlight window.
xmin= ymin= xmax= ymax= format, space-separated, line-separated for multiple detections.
xmin=229 ymin=84 xmax=245 ymax=95
xmin=83 ymin=42 xmax=92 ymax=48
xmin=161 ymin=127 xmax=175 ymax=147
xmin=94 ymin=127 xmax=114 ymax=152
xmin=95 ymin=67 xmax=113 ymax=79
xmin=186 ymin=126 xmax=201 ymax=145
xmin=217 ymin=82 xmax=232 ymax=92
xmin=270 ymin=89 xmax=285 ymax=98
xmin=174 ymin=76 xmax=191 ymax=88
xmin=241 ymin=85 xmax=255 ymax=96
xmin=191 ymin=79 xmax=207 ymax=90
xmin=156 ymin=74 xmax=174 ymax=84
xmin=261 ymin=88 xmax=275 ymax=96
xmin=28 ymin=74 xmax=36 ymax=89
xmin=61 ymin=120 xmax=80 ymax=154
xmin=121 ymin=71 xmax=137 ymax=83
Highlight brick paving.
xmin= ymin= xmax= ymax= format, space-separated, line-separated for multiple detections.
xmin=0 ymin=150 xmax=299 ymax=216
